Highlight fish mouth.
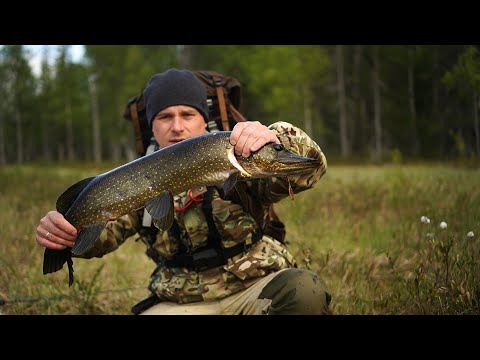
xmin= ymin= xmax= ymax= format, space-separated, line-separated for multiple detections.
xmin=276 ymin=152 xmax=320 ymax=167
xmin=274 ymin=152 xmax=321 ymax=175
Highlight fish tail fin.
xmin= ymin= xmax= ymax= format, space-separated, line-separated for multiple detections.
xmin=43 ymin=248 xmax=75 ymax=287
xmin=66 ymin=256 xmax=74 ymax=287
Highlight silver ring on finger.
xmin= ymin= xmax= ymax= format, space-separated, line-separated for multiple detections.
xmin=45 ymin=231 xmax=50 ymax=239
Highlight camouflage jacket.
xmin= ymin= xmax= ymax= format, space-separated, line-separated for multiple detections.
xmin=78 ymin=122 xmax=327 ymax=304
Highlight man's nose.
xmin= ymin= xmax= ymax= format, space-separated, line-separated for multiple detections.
xmin=171 ymin=116 xmax=185 ymax=131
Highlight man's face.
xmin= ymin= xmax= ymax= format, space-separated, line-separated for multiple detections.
xmin=151 ymin=105 xmax=208 ymax=148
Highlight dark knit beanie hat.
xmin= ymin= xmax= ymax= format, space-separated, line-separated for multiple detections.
xmin=144 ymin=68 xmax=209 ymax=127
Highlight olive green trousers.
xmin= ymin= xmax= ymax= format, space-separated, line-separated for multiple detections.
xmin=141 ymin=268 xmax=331 ymax=315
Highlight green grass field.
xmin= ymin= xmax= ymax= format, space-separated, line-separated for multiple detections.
xmin=1 ymin=163 xmax=479 ymax=314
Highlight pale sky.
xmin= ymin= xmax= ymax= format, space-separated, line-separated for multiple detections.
xmin=25 ymin=45 xmax=85 ymax=76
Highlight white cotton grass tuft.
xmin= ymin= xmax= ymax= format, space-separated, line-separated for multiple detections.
xmin=439 ymin=221 xmax=448 ymax=229
xmin=467 ymin=231 xmax=474 ymax=238
xmin=421 ymin=216 xmax=431 ymax=224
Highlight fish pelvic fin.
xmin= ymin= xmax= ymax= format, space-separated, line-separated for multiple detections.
xmin=43 ymin=247 xmax=75 ymax=287
xmin=71 ymin=223 xmax=106 ymax=256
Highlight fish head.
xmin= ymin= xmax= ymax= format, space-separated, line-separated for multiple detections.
xmin=236 ymin=143 xmax=321 ymax=178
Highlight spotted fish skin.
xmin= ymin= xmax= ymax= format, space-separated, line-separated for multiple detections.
xmin=43 ymin=131 xmax=320 ymax=286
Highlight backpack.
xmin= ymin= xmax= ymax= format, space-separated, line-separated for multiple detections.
xmin=123 ymin=70 xmax=247 ymax=157
xmin=123 ymin=70 xmax=286 ymax=247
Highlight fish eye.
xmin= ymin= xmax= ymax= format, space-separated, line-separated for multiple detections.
xmin=273 ymin=144 xmax=284 ymax=151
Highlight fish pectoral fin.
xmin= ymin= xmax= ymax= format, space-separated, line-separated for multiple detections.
xmin=145 ymin=191 xmax=173 ymax=220
xmin=221 ymin=173 xmax=239 ymax=196
xmin=71 ymin=223 xmax=106 ymax=256
xmin=234 ymin=182 xmax=250 ymax=211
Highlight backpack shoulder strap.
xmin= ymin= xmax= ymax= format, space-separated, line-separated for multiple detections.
xmin=129 ymin=101 xmax=146 ymax=157
xmin=202 ymin=187 xmax=223 ymax=250
xmin=211 ymin=74 xmax=230 ymax=131
xmin=232 ymin=181 xmax=286 ymax=244
xmin=123 ymin=91 xmax=151 ymax=157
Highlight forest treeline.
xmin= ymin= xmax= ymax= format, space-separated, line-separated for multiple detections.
xmin=0 ymin=45 xmax=479 ymax=164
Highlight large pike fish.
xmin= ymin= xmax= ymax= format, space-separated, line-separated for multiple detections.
xmin=43 ymin=131 xmax=321 ymax=286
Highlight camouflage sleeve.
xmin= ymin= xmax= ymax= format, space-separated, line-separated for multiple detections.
xmin=74 ymin=211 xmax=141 ymax=259
xmin=259 ymin=121 xmax=327 ymax=203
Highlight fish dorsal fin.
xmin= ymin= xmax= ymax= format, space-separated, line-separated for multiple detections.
xmin=145 ymin=191 xmax=175 ymax=231
xmin=71 ymin=223 xmax=106 ymax=256
xmin=56 ymin=176 xmax=96 ymax=215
